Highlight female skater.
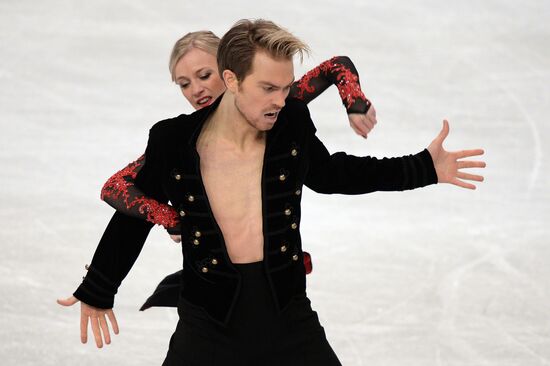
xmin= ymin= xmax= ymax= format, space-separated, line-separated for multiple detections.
xmin=100 ymin=30 xmax=376 ymax=309
xmin=58 ymin=29 xmax=376 ymax=347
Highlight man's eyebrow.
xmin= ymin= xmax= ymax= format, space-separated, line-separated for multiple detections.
xmin=259 ymin=78 xmax=296 ymax=88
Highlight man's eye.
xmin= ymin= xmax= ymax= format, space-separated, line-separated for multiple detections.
xmin=264 ymin=86 xmax=274 ymax=92
xmin=199 ymin=73 xmax=211 ymax=80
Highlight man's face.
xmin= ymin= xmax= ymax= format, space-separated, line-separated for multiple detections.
xmin=232 ymin=51 xmax=295 ymax=131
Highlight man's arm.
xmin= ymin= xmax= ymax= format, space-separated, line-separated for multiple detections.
xmin=73 ymin=212 xmax=154 ymax=309
xmin=58 ymin=212 xmax=152 ymax=348
xmin=302 ymin=105 xmax=484 ymax=193
xmin=58 ymin=123 xmax=170 ymax=348
xmin=75 ymin=123 xmax=169 ymax=307
xmin=305 ymin=136 xmax=438 ymax=194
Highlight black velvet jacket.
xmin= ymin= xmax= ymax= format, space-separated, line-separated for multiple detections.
xmin=74 ymin=96 xmax=438 ymax=326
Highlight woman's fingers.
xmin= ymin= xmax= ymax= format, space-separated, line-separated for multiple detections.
xmin=169 ymin=234 xmax=182 ymax=243
xmin=350 ymin=120 xmax=367 ymax=138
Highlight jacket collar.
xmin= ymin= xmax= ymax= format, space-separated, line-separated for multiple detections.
xmin=186 ymin=93 xmax=224 ymax=149
xmin=185 ymin=92 xmax=288 ymax=154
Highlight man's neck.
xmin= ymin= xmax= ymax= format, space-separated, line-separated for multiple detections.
xmin=206 ymin=93 xmax=265 ymax=151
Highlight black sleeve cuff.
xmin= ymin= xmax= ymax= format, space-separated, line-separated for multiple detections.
xmin=400 ymin=149 xmax=438 ymax=190
xmin=73 ymin=266 xmax=119 ymax=309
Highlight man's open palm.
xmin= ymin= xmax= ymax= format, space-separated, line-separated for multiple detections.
xmin=57 ymin=295 xmax=119 ymax=348
xmin=427 ymin=120 xmax=486 ymax=189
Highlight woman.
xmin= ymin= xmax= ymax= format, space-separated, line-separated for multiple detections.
xmin=58 ymin=30 xmax=376 ymax=340
xmin=98 ymin=30 xmax=376 ymax=310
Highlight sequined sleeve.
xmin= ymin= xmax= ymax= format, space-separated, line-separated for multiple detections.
xmin=101 ymin=154 xmax=180 ymax=234
xmin=290 ymin=56 xmax=371 ymax=114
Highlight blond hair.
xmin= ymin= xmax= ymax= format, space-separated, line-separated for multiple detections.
xmin=217 ymin=19 xmax=310 ymax=81
xmin=168 ymin=31 xmax=220 ymax=81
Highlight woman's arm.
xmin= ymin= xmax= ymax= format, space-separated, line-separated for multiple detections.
xmin=290 ymin=56 xmax=371 ymax=114
xmin=101 ymin=154 xmax=180 ymax=234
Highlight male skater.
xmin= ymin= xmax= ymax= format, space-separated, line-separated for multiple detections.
xmin=59 ymin=19 xmax=485 ymax=365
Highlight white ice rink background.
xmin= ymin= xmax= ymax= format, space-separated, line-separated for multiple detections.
xmin=1 ymin=0 xmax=549 ymax=365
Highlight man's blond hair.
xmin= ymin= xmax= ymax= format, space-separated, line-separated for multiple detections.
xmin=217 ymin=19 xmax=310 ymax=81
xmin=169 ymin=31 xmax=220 ymax=81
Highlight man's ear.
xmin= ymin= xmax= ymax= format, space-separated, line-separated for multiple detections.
xmin=222 ymin=69 xmax=239 ymax=94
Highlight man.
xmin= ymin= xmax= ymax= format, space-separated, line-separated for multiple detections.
xmin=59 ymin=19 xmax=485 ymax=365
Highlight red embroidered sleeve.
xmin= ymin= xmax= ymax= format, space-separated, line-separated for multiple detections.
xmin=101 ymin=154 xmax=179 ymax=231
xmin=290 ymin=56 xmax=371 ymax=114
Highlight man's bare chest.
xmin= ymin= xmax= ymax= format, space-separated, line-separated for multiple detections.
xmin=195 ymin=137 xmax=266 ymax=224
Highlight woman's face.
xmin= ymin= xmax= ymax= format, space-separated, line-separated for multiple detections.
xmin=173 ymin=47 xmax=226 ymax=110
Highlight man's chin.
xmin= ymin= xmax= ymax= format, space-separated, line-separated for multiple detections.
xmin=247 ymin=118 xmax=277 ymax=132
xmin=258 ymin=121 xmax=277 ymax=131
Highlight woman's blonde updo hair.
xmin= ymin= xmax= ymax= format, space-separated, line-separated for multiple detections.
xmin=169 ymin=31 xmax=221 ymax=81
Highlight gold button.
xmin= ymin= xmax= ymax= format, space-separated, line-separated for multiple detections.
xmin=291 ymin=223 xmax=298 ymax=229
xmin=188 ymin=195 xmax=195 ymax=202
xmin=280 ymin=245 xmax=287 ymax=252
xmin=84 ymin=264 xmax=89 ymax=270
xmin=279 ymin=174 xmax=286 ymax=181
xmin=195 ymin=231 xmax=201 ymax=238
xmin=193 ymin=239 xmax=200 ymax=246
xmin=202 ymin=267 xmax=208 ymax=273
xmin=295 ymin=189 xmax=301 ymax=196
xmin=175 ymin=174 xmax=182 ymax=180
xmin=211 ymin=258 xmax=218 ymax=265
xmin=179 ymin=210 xmax=186 ymax=217
xmin=284 ymin=208 xmax=291 ymax=216
xmin=292 ymin=254 xmax=299 ymax=261
xmin=291 ymin=149 xmax=298 ymax=156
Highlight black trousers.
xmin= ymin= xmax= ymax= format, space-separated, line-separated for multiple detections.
xmin=162 ymin=261 xmax=341 ymax=366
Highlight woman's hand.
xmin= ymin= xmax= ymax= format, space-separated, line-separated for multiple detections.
xmin=348 ymin=105 xmax=377 ymax=139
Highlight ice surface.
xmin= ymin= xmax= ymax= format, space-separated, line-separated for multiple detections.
xmin=1 ymin=0 xmax=549 ymax=365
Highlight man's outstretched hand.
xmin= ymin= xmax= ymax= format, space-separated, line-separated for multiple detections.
xmin=57 ymin=295 xmax=119 ymax=348
xmin=427 ymin=120 xmax=486 ymax=189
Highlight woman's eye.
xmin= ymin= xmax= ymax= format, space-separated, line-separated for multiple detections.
xmin=199 ymin=73 xmax=211 ymax=80
xmin=179 ymin=83 xmax=189 ymax=89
